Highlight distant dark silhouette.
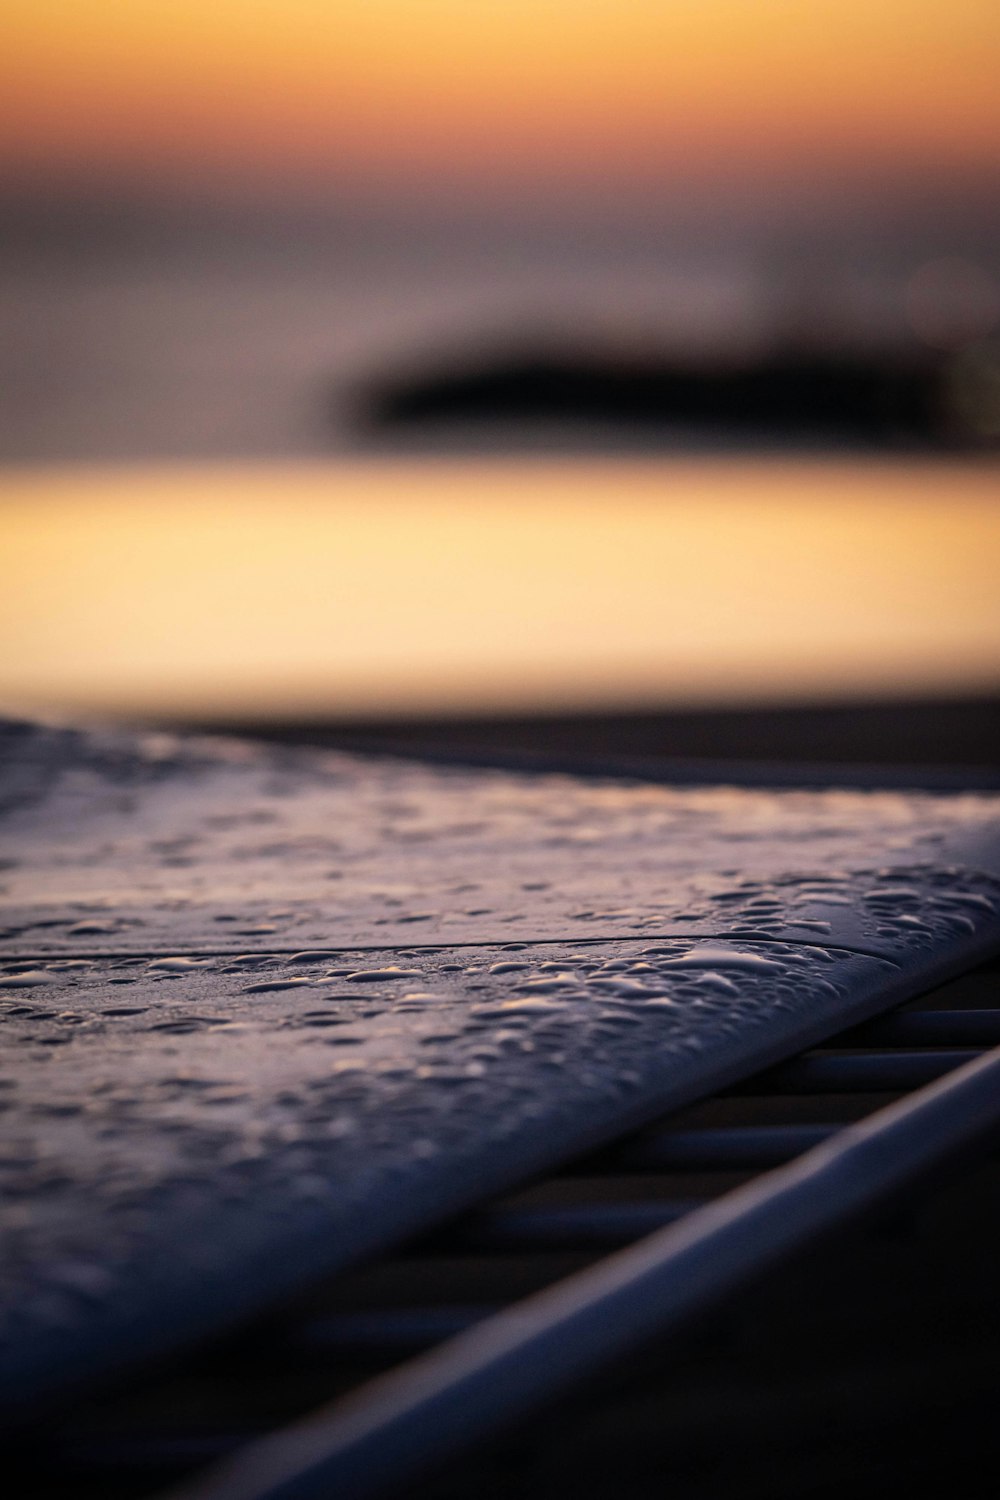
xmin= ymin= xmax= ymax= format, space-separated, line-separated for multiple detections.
xmin=360 ymin=341 xmax=976 ymax=447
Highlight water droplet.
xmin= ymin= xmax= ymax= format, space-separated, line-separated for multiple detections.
xmin=692 ymin=972 xmax=739 ymax=993
xmin=345 ymin=968 xmax=423 ymax=983
xmin=658 ymin=947 xmax=783 ymax=973
xmin=147 ymin=957 xmax=211 ymax=972
xmin=590 ymin=977 xmax=666 ymax=998
xmin=243 ymin=977 xmax=316 ymax=994
xmin=516 ymin=975 xmax=579 ymax=993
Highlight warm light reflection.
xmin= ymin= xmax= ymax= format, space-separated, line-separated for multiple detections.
xmin=1 ymin=459 xmax=998 ymax=720
xmin=2 ymin=1 xmax=998 ymax=192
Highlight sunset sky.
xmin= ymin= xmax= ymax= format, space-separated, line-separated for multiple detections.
xmin=3 ymin=1 xmax=999 ymax=205
xmin=2 ymin=6 xmax=998 ymax=724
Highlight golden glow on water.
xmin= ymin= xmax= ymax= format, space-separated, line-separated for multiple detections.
xmin=1 ymin=459 xmax=998 ymax=721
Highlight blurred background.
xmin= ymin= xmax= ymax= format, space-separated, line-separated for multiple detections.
xmin=1 ymin=1 xmax=998 ymax=774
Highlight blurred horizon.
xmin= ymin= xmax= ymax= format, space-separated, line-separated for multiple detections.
xmin=3 ymin=186 xmax=998 ymax=462
xmin=3 ymin=1 xmax=1000 ymax=462
xmin=2 ymin=3 xmax=998 ymax=746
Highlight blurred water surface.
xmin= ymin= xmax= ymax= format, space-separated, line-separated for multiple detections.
xmin=1 ymin=456 xmax=997 ymax=723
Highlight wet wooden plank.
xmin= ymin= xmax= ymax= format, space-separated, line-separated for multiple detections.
xmin=1 ymin=719 xmax=998 ymax=1419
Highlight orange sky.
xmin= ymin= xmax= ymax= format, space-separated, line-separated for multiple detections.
xmin=3 ymin=1 xmax=999 ymax=197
